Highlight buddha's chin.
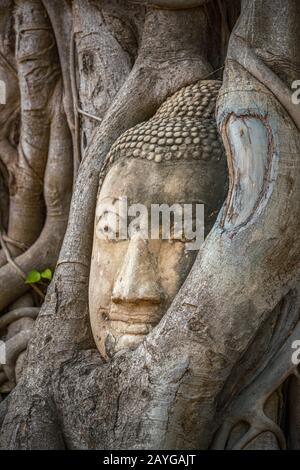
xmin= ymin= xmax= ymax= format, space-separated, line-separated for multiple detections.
xmin=103 ymin=319 xmax=156 ymax=357
xmin=114 ymin=332 xmax=146 ymax=353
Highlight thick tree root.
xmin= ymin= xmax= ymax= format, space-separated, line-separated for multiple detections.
xmin=0 ymin=308 xmax=39 ymax=331
xmin=212 ymin=289 xmax=300 ymax=449
xmin=2 ymin=0 xmax=300 ymax=451
xmin=2 ymin=329 xmax=33 ymax=383
xmin=0 ymin=74 xmax=73 ymax=311
xmin=0 ymin=373 xmax=5 ymax=387
xmin=0 ymin=0 xmax=62 ymax=267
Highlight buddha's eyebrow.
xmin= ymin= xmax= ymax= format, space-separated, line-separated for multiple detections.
xmin=96 ymin=199 xmax=127 ymax=220
xmin=96 ymin=209 xmax=122 ymax=221
xmin=96 ymin=197 xmax=119 ymax=217
xmin=97 ymin=210 xmax=118 ymax=221
xmin=97 ymin=196 xmax=118 ymax=204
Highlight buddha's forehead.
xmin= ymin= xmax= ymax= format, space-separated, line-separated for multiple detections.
xmin=98 ymin=158 xmax=206 ymax=207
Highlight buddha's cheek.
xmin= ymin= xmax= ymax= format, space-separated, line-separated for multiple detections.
xmin=89 ymin=238 xmax=128 ymax=351
xmin=158 ymin=242 xmax=197 ymax=307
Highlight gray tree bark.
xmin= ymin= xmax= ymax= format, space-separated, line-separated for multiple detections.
xmin=0 ymin=0 xmax=299 ymax=450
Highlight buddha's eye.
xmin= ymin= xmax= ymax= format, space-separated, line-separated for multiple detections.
xmin=97 ymin=224 xmax=120 ymax=241
xmin=96 ymin=212 xmax=120 ymax=241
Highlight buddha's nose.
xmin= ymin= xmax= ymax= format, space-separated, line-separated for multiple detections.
xmin=112 ymin=234 xmax=162 ymax=305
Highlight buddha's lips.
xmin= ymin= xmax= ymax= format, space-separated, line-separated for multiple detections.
xmin=107 ymin=302 xmax=164 ymax=325
xmin=109 ymin=321 xmax=153 ymax=336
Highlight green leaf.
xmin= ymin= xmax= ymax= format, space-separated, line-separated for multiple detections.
xmin=41 ymin=268 xmax=52 ymax=282
xmin=25 ymin=269 xmax=41 ymax=284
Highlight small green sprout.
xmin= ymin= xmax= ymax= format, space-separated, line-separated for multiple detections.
xmin=25 ymin=268 xmax=53 ymax=285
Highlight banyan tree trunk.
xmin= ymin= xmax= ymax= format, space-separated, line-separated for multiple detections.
xmin=0 ymin=0 xmax=300 ymax=451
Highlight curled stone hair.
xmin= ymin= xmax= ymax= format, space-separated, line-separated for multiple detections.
xmin=98 ymin=80 xmax=225 ymax=189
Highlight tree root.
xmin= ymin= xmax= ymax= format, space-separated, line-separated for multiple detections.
xmin=0 ymin=373 xmax=5 ymax=387
xmin=2 ymin=329 xmax=33 ymax=383
xmin=0 ymin=74 xmax=73 ymax=311
xmin=0 ymin=0 xmax=64 ymax=268
xmin=211 ymin=288 xmax=300 ymax=449
xmin=0 ymin=308 xmax=39 ymax=331
xmin=229 ymin=34 xmax=300 ymax=133
xmin=0 ymin=232 xmax=45 ymax=300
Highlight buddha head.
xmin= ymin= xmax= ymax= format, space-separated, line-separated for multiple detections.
xmin=89 ymin=80 xmax=227 ymax=359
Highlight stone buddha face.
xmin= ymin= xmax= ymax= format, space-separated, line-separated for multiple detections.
xmin=89 ymin=80 xmax=227 ymax=359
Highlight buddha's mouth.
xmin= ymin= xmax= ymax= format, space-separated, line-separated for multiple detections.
xmin=108 ymin=302 xmax=164 ymax=325
xmin=98 ymin=304 xmax=166 ymax=354
xmin=103 ymin=319 xmax=155 ymax=355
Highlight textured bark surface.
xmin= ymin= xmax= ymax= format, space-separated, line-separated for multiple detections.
xmin=0 ymin=0 xmax=299 ymax=450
